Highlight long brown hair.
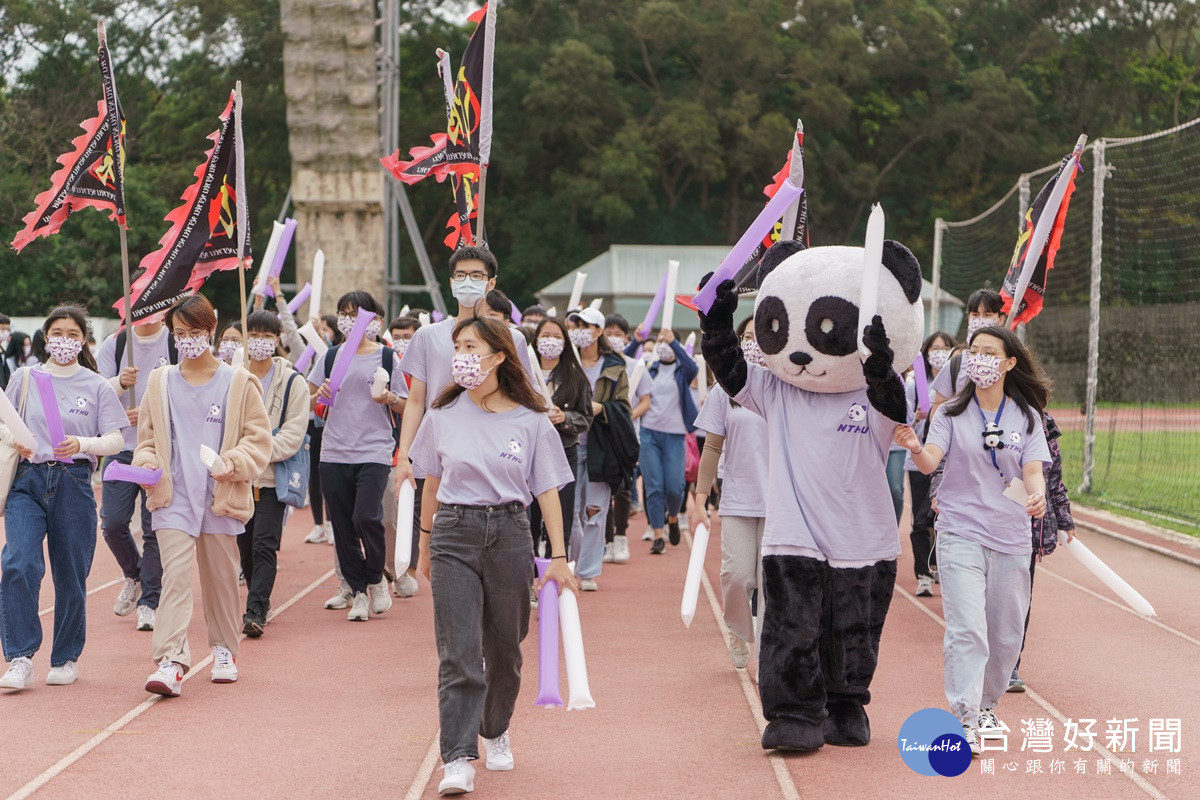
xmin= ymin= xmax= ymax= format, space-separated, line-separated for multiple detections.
xmin=433 ymin=317 xmax=548 ymax=413
xmin=942 ymin=325 xmax=1051 ymax=434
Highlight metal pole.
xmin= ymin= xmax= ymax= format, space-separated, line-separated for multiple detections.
xmin=1015 ymin=174 xmax=1031 ymax=344
xmin=929 ymin=218 xmax=944 ymax=335
xmin=1080 ymin=139 xmax=1107 ymax=494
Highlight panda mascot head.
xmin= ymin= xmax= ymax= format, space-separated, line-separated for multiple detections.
xmin=751 ymin=240 xmax=925 ymax=394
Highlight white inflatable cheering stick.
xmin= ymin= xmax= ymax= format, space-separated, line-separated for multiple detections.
xmin=680 ymin=523 xmax=710 ymax=628
xmin=394 ymin=480 xmax=416 ymax=575
xmin=858 ymin=203 xmax=885 ymax=359
xmin=559 ymin=570 xmax=595 ymax=710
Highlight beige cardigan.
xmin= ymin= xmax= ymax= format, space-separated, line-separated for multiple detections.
xmin=253 ymin=356 xmax=311 ymax=489
xmin=133 ymin=364 xmax=272 ymax=523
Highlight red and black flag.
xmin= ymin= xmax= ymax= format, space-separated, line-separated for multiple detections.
xmin=382 ymin=133 xmax=449 ymax=185
xmin=1001 ymin=144 xmax=1083 ymax=326
xmin=117 ymin=91 xmax=249 ymax=324
xmin=734 ymin=121 xmax=809 ymax=292
xmin=11 ymin=30 xmax=127 ymax=251
xmin=443 ymin=172 xmax=477 ymax=249
xmin=444 ymin=4 xmax=496 ymax=176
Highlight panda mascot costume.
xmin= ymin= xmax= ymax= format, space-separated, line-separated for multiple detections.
xmin=698 ymin=238 xmax=924 ymax=752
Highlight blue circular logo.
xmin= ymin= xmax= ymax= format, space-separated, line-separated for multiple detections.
xmin=898 ymin=708 xmax=971 ymax=777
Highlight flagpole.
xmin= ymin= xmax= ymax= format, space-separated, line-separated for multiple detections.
xmin=233 ymin=81 xmax=249 ymax=360
xmin=475 ymin=165 xmax=488 ymax=246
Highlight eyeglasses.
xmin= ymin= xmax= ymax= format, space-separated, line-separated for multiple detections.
xmin=452 ymin=270 xmax=489 ymax=282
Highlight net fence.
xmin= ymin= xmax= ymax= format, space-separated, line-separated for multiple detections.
xmin=935 ymin=118 xmax=1200 ymax=535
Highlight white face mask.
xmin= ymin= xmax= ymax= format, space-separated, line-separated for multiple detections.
xmin=451 ymin=276 xmax=488 ymax=308
xmin=217 ymin=340 xmax=239 ymax=362
xmin=246 ymin=336 xmax=276 ymax=361
xmin=927 ymin=348 xmax=952 ymax=371
xmin=0 ymin=330 xmax=9 ymax=344
xmin=655 ymin=342 xmax=674 ymax=362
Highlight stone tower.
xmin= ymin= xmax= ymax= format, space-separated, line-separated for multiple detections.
xmin=280 ymin=0 xmax=384 ymax=314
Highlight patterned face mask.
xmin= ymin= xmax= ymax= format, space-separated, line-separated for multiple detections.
xmin=537 ymin=337 xmax=565 ymax=360
xmin=246 ymin=336 xmax=276 ymax=361
xmin=655 ymin=342 xmax=674 ymax=362
xmin=393 ymin=337 xmax=411 ymax=356
xmin=926 ymin=348 xmax=951 ymax=370
xmin=606 ymin=336 xmax=626 ymax=352
xmin=366 ymin=319 xmax=382 ymax=341
xmin=217 ymin=340 xmax=239 ymax=362
xmin=46 ymin=336 xmax=83 ymax=365
xmin=451 ymin=352 xmax=495 ymax=390
xmin=337 ymin=315 xmax=356 ymax=338
xmin=568 ymin=328 xmax=595 ymax=349
xmin=741 ymin=338 xmax=765 ymax=367
xmin=964 ymin=353 xmax=1004 ymax=389
xmin=176 ymin=335 xmax=211 ymax=360
xmin=967 ymin=316 xmax=998 ymax=339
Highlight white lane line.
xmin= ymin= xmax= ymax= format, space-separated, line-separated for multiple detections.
xmin=1037 ymin=567 xmax=1200 ymax=648
xmin=403 ymin=734 xmax=442 ymax=800
xmin=685 ymin=528 xmax=802 ymax=800
xmin=5 ymin=569 xmax=336 ymax=800
xmin=38 ymin=579 xmax=122 ymax=617
xmin=896 ymin=585 xmax=1168 ymax=800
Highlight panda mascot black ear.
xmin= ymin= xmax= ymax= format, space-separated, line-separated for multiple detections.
xmin=881 ymin=240 xmax=922 ymax=304
xmin=754 ymin=240 xmax=806 ymax=287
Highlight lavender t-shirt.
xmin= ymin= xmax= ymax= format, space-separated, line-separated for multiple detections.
xmin=306 ymin=346 xmax=408 ymax=466
xmin=692 ymin=383 xmax=767 ymax=518
xmin=409 ymin=395 xmax=574 ymax=507
xmin=643 ymin=361 xmax=685 ymax=435
xmin=929 ymin=359 xmax=962 ymax=401
xmin=578 ymin=359 xmax=604 ymax=448
xmin=97 ymin=326 xmax=173 ymax=452
xmin=734 ymin=365 xmax=901 ymax=560
xmin=626 ymin=357 xmax=653 ymax=435
xmin=7 ymin=366 xmax=128 ymax=468
xmin=153 ymin=364 xmax=242 ymax=536
xmin=926 ymin=399 xmax=1051 ymax=554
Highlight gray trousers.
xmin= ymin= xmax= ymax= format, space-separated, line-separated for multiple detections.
xmin=936 ymin=530 xmax=1032 ymax=725
xmin=719 ymin=515 xmax=764 ymax=646
xmin=430 ymin=503 xmax=534 ymax=763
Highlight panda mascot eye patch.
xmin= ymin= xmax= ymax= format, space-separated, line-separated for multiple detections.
xmin=804 ymin=296 xmax=858 ymax=357
xmin=754 ymin=295 xmax=791 ymax=356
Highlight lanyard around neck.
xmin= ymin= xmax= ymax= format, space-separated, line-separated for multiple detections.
xmin=974 ymin=394 xmax=1007 ymax=473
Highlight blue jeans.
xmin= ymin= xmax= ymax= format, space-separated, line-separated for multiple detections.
xmin=99 ymin=450 xmax=161 ymax=608
xmin=885 ymin=449 xmax=906 ymax=524
xmin=1 ymin=461 xmax=98 ymax=666
xmin=639 ymin=428 xmax=685 ymax=530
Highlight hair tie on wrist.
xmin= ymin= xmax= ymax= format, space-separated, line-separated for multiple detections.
xmin=551 ymin=555 xmax=567 ymax=560
xmin=419 ymin=526 xmax=431 ymax=534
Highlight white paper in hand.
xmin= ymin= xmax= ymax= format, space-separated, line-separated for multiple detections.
xmin=1002 ymin=478 xmax=1028 ymax=506
xmin=199 ymin=445 xmax=229 ymax=477
xmin=371 ymin=366 xmax=390 ymax=400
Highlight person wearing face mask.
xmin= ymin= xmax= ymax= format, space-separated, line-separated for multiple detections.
xmin=0 ymin=314 xmax=12 ymax=390
xmin=135 ymin=294 xmax=273 ymax=697
xmin=394 ymin=247 xmax=536 ymax=552
xmin=307 ymin=291 xmax=408 ymax=620
xmin=408 ymin=316 xmax=576 ymax=795
xmin=930 ymin=289 xmax=1008 ymax=411
xmin=0 ymin=306 xmax=127 ymax=691
xmin=600 ymin=314 xmax=652 ymax=564
xmin=5 ymin=332 xmax=39 ymax=380
xmin=252 ymin=275 xmax=306 ymax=362
xmin=894 ymin=324 xmax=1051 ymax=755
xmin=640 ymin=328 xmax=699 ymax=554
xmin=237 ymin=311 xmax=310 ymax=637
xmin=301 ymin=311 xmax=348 ymax=546
xmin=563 ymin=309 xmax=631 ymax=591
xmin=382 ymin=315 xmax=421 ymax=598
xmin=904 ymin=332 xmax=956 ymax=598
xmin=529 ymin=317 xmax=591 ymax=565
xmin=96 ymin=315 xmax=180 ymax=632
xmin=217 ymin=321 xmax=243 ymax=364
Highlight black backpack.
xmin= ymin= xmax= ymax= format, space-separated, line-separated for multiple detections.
xmin=322 ymin=344 xmax=402 ymax=450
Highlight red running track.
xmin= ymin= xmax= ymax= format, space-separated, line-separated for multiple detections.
xmin=2 ymin=485 xmax=1198 ymax=799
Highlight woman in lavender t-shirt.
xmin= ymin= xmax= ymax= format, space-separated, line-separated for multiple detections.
xmin=409 ymin=317 xmax=575 ymax=795
xmin=895 ymin=324 xmax=1052 ymax=755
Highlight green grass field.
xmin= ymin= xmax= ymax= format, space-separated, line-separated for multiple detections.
xmin=1058 ymin=430 xmax=1200 ymax=538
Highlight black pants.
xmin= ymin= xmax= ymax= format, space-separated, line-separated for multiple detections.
xmin=321 ymin=462 xmax=389 ymax=594
xmin=1015 ymin=553 xmax=1038 ymax=671
xmin=308 ymin=421 xmax=326 ymax=525
xmin=531 ymin=444 xmax=575 ymax=555
xmin=908 ymin=470 xmax=936 ymax=579
xmin=238 ymin=488 xmax=286 ymax=618
xmin=605 ymin=474 xmax=631 ymax=543
xmin=759 ymin=555 xmax=897 ymax=727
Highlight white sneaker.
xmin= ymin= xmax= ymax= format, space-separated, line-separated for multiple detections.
xmin=602 ymin=543 xmax=615 ymax=562
xmin=211 ymin=646 xmax=237 ymax=683
xmin=145 ymin=658 xmax=183 ymax=697
xmin=114 ymin=578 xmax=141 ymax=616
xmin=962 ymin=724 xmax=981 ymax=756
xmin=325 ymin=582 xmax=353 ymax=610
xmin=641 ymin=527 xmax=653 ymax=541
xmin=613 ymin=535 xmax=630 ymax=563
xmin=347 ymin=591 xmax=370 ymax=621
xmin=728 ymin=632 xmax=751 ymax=669
xmin=978 ymin=708 xmax=1004 ymax=737
xmin=323 ymin=521 xmax=335 ymax=544
xmin=136 ymin=605 xmax=155 ymax=631
xmin=394 ymin=573 xmax=419 ymax=598
xmin=482 ymin=730 xmax=514 ymax=770
xmin=579 ymin=578 xmax=598 ymax=592
xmin=368 ymin=579 xmax=392 ymax=615
xmin=1 ymin=657 xmax=34 ymax=690
xmin=304 ymin=524 xmax=326 ymax=543
xmin=438 ymin=758 xmax=475 ymax=795
xmin=46 ymin=661 xmax=78 ymax=686
xmin=916 ymin=575 xmax=935 ymax=597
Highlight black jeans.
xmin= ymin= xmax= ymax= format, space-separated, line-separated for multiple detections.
xmin=605 ymin=473 xmax=632 ymax=543
xmin=320 ymin=462 xmax=389 ymax=594
xmin=530 ymin=443 xmax=575 ymax=555
xmin=308 ymin=421 xmax=325 ymax=525
xmin=238 ymin=488 xmax=286 ymax=618
xmin=1015 ymin=552 xmax=1039 ymax=671
xmin=908 ymin=470 xmax=936 ymax=579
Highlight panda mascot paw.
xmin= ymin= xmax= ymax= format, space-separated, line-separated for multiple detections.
xmin=762 ymin=718 xmax=826 ymax=752
xmin=697 ymin=274 xmax=748 ymax=398
xmin=861 ymin=313 xmax=909 ymax=425
xmin=821 ymin=698 xmax=872 ymax=747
